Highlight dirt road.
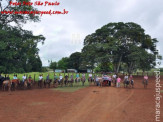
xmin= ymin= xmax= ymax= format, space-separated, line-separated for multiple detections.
xmin=0 ymin=76 xmax=162 ymax=122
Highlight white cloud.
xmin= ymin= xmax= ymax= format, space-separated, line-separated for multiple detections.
xmin=22 ymin=0 xmax=163 ymax=66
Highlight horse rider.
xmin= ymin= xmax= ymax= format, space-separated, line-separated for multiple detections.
xmin=39 ymin=74 xmax=43 ymax=81
xmin=59 ymin=74 xmax=63 ymax=84
xmin=65 ymin=75 xmax=69 ymax=85
xmin=22 ymin=74 xmax=27 ymax=85
xmin=54 ymin=74 xmax=58 ymax=83
xmin=13 ymin=75 xmax=17 ymax=80
xmin=88 ymin=73 xmax=93 ymax=82
xmin=124 ymin=74 xmax=129 ymax=88
xmin=76 ymin=73 xmax=79 ymax=79
xmin=82 ymin=73 xmax=85 ymax=80
xmin=46 ymin=74 xmax=50 ymax=83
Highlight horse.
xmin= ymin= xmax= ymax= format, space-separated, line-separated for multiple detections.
xmin=2 ymin=80 xmax=11 ymax=91
xmin=44 ymin=79 xmax=52 ymax=88
xmin=69 ymin=78 xmax=74 ymax=87
xmin=123 ymin=79 xmax=130 ymax=88
xmin=75 ymin=77 xmax=80 ymax=86
xmin=11 ymin=79 xmax=20 ymax=90
xmin=26 ymin=79 xmax=33 ymax=89
xmin=58 ymin=78 xmax=64 ymax=87
xmin=81 ymin=77 xmax=86 ymax=86
xmin=64 ymin=77 xmax=69 ymax=86
xmin=0 ymin=76 xmax=5 ymax=89
xmin=53 ymin=78 xmax=58 ymax=88
xmin=38 ymin=79 xmax=43 ymax=88
xmin=88 ymin=77 xmax=93 ymax=86
xmin=130 ymin=80 xmax=134 ymax=88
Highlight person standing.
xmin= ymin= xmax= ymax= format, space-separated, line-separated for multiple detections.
xmin=116 ymin=76 xmax=121 ymax=88
xmin=143 ymin=75 xmax=148 ymax=88
xmin=108 ymin=75 xmax=112 ymax=86
xmin=130 ymin=74 xmax=134 ymax=88
xmin=112 ymin=74 xmax=117 ymax=87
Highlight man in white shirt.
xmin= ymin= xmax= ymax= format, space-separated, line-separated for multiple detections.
xmin=89 ymin=73 xmax=92 ymax=78
xmin=22 ymin=74 xmax=26 ymax=82
xmin=89 ymin=73 xmax=93 ymax=82
xmin=38 ymin=74 xmax=43 ymax=88
xmin=59 ymin=75 xmax=63 ymax=80
xmin=39 ymin=75 xmax=43 ymax=80
xmin=124 ymin=74 xmax=129 ymax=88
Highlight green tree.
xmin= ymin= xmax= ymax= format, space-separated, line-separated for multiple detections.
xmin=0 ymin=0 xmax=45 ymax=73
xmin=69 ymin=52 xmax=81 ymax=70
xmin=0 ymin=0 xmax=39 ymax=26
xmin=49 ymin=61 xmax=57 ymax=70
xmin=82 ymin=22 xmax=160 ymax=73
xmin=57 ymin=57 xmax=70 ymax=70
xmin=0 ymin=24 xmax=45 ymax=73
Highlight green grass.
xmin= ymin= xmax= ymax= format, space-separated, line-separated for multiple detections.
xmin=51 ymin=86 xmax=88 ymax=92
xmin=161 ymin=90 xmax=163 ymax=93
xmin=29 ymin=102 xmax=47 ymax=106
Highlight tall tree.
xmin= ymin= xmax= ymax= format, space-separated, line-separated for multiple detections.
xmin=0 ymin=0 xmax=45 ymax=73
xmin=49 ymin=61 xmax=57 ymax=70
xmin=82 ymin=22 xmax=160 ymax=73
xmin=69 ymin=52 xmax=81 ymax=71
xmin=57 ymin=57 xmax=70 ymax=70
xmin=0 ymin=0 xmax=39 ymax=26
xmin=0 ymin=24 xmax=45 ymax=73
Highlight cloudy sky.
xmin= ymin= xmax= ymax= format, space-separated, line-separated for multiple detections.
xmin=22 ymin=0 xmax=163 ymax=67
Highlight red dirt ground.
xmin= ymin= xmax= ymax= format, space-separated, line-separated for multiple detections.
xmin=0 ymin=76 xmax=163 ymax=122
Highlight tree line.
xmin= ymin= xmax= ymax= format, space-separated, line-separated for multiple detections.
xmin=50 ymin=22 xmax=162 ymax=74
xmin=0 ymin=0 xmax=45 ymax=73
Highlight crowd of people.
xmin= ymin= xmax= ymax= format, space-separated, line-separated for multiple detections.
xmin=0 ymin=73 xmax=149 ymax=91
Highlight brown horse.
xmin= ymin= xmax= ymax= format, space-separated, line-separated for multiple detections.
xmin=81 ymin=77 xmax=85 ymax=86
xmin=53 ymin=79 xmax=58 ymax=88
xmin=44 ymin=79 xmax=52 ymax=88
xmin=27 ymin=79 xmax=33 ymax=89
xmin=2 ymin=80 xmax=11 ymax=91
xmin=69 ymin=78 xmax=74 ymax=87
xmin=75 ymin=77 xmax=80 ymax=86
xmin=11 ymin=79 xmax=20 ymax=90
xmin=38 ymin=79 xmax=43 ymax=88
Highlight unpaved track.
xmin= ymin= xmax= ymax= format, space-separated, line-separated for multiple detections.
xmin=0 ymin=76 xmax=162 ymax=122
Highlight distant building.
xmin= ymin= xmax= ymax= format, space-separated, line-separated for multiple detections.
xmin=54 ymin=69 xmax=65 ymax=73
xmin=87 ymin=69 xmax=93 ymax=73
xmin=67 ymin=69 xmax=77 ymax=73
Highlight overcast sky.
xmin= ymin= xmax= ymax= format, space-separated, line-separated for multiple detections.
xmin=23 ymin=0 xmax=163 ymax=67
